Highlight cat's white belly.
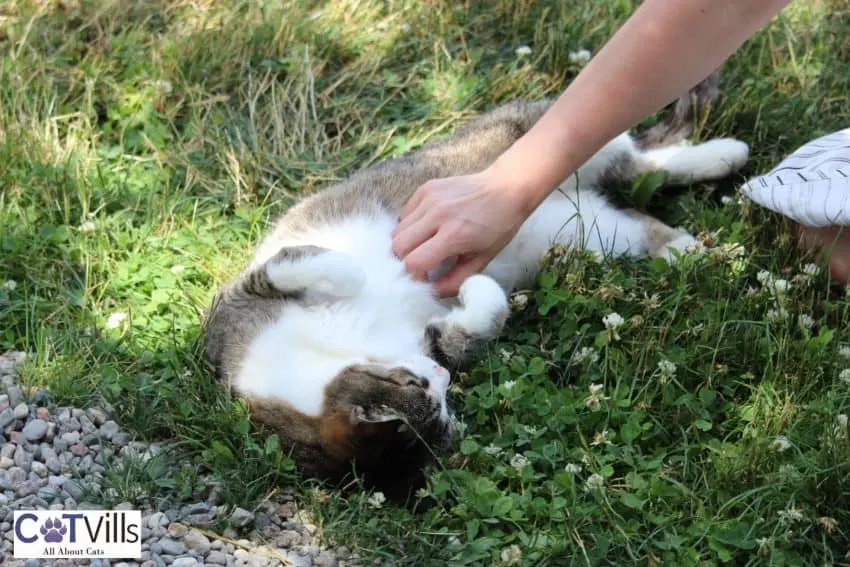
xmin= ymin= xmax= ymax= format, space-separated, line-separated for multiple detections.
xmin=238 ymin=213 xmax=450 ymax=416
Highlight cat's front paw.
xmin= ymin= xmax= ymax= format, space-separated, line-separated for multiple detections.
xmin=267 ymin=251 xmax=366 ymax=297
xmin=312 ymin=252 xmax=367 ymax=297
xmin=448 ymin=275 xmax=509 ymax=335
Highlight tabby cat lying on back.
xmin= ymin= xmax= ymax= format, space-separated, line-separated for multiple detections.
xmin=204 ymin=73 xmax=749 ymax=502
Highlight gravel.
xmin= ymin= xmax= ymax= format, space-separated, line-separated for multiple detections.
xmin=0 ymin=352 xmax=356 ymax=567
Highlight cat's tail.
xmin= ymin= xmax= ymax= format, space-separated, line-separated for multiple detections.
xmin=632 ymin=69 xmax=721 ymax=149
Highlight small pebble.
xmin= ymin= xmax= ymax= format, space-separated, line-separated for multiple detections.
xmin=13 ymin=403 xmax=29 ymax=420
xmin=0 ymin=353 xmax=340 ymax=567
xmin=230 ymin=507 xmax=255 ymax=528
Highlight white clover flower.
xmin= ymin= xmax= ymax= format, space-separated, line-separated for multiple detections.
xmin=644 ymin=293 xmax=662 ymax=311
xmin=686 ymin=240 xmax=707 ymax=255
xmin=510 ymin=293 xmax=528 ymax=311
xmin=1 ymin=280 xmax=17 ymax=292
xmin=523 ymin=425 xmax=538 ymax=435
xmin=839 ymin=346 xmax=850 ymax=359
xmin=818 ymin=516 xmax=838 ymax=533
xmin=415 ymin=488 xmax=429 ymax=499
xmin=835 ymin=414 xmax=849 ymax=441
xmin=603 ymin=312 xmax=625 ymax=341
xmin=510 ymin=454 xmax=529 ymax=470
xmin=721 ymin=195 xmax=735 ymax=206
xmin=79 ymin=220 xmax=96 ymax=233
xmin=757 ymin=270 xmax=773 ymax=285
xmin=770 ymin=436 xmax=791 ymax=452
xmin=778 ymin=464 xmax=800 ymax=481
xmin=568 ymin=49 xmax=592 ymax=65
xmin=571 ymin=346 xmax=599 ymax=366
xmin=500 ymin=544 xmax=523 ymax=565
xmin=603 ymin=313 xmax=625 ymax=329
xmin=503 ymin=380 xmax=516 ymax=391
xmin=366 ymin=491 xmax=386 ymax=509
xmin=590 ymin=429 xmax=611 ymax=447
xmin=564 ymin=463 xmax=582 ymax=474
xmin=155 ymin=79 xmax=173 ymax=94
xmin=448 ymin=535 xmax=461 ymax=546
xmin=484 ymin=444 xmax=503 ymax=456
xmin=657 ymin=359 xmax=677 ymax=380
xmin=801 ymin=263 xmax=820 ymax=277
xmin=756 ymin=537 xmax=772 ymax=555
xmin=840 ymin=369 xmax=850 ymax=385
xmin=514 ymin=45 xmax=532 ymax=57
xmin=777 ymin=507 xmax=806 ymax=525
xmin=584 ymin=473 xmax=605 ymax=492
xmin=584 ymin=383 xmax=610 ymax=411
xmin=767 ymin=307 xmax=788 ymax=322
xmin=499 ymin=348 xmax=511 ymax=363
xmin=106 ymin=312 xmax=128 ymax=329
xmin=170 ymin=264 xmax=185 ymax=274
xmin=770 ymin=279 xmax=790 ymax=296
xmin=451 ymin=415 xmax=467 ymax=436
xmin=798 ymin=314 xmax=815 ymax=329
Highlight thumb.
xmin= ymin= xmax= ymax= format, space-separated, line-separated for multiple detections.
xmin=433 ymin=254 xmax=491 ymax=298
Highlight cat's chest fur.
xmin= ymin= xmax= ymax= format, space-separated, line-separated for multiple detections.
xmin=237 ymin=213 xmax=449 ymax=416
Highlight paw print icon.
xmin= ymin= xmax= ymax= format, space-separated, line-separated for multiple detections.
xmin=40 ymin=518 xmax=67 ymax=543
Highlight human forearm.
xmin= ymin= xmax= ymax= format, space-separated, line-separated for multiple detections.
xmin=492 ymin=0 xmax=792 ymax=214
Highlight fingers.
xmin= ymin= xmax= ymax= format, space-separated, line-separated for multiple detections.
xmin=400 ymin=181 xmax=432 ymax=219
xmin=391 ymin=215 xmax=437 ymax=260
xmin=403 ymin=230 xmax=457 ymax=281
xmin=433 ymin=255 xmax=490 ymax=298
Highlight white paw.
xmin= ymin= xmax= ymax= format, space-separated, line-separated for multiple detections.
xmin=656 ymin=233 xmax=701 ymax=263
xmin=447 ymin=275 xmax=509 ymax=335
xmin=692 ymin=139 xmax=750 ymax=178
xmin=267 ymin=251 xmax=366 ymax=297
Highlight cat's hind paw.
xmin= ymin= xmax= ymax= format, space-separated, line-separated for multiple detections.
xmin=653 ymin=233 xmax=703 ymax=264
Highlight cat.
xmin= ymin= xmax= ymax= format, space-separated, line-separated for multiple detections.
xmin=204 ymin=72 xmax=749 ymax=502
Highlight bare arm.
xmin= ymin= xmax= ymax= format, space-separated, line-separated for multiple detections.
xmin=393 ymin=0 xmax=792 ymax=297
xmin=496 ymin=0 xmax=792 ymax=215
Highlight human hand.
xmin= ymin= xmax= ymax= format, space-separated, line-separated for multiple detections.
xmin=391 ymin=166 xmax=531 ymax=298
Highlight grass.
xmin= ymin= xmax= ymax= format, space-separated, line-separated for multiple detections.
xmin=2 ymin=0 xmax=850 ymax=564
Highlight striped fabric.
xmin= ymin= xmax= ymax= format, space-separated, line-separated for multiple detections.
xmin=741 ymin=129 xmax=850 ymax=227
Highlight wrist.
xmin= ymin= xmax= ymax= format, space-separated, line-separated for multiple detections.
xmin=485 ymin=151 xmax=565 ymax=218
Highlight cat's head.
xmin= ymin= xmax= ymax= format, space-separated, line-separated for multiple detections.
xmin=317 ymin=357 xmax=454 ymax=498
xmin=250 ymin=356 xmax=454 ymax=503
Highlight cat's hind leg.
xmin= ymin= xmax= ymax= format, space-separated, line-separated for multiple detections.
xmin=639 ymin=138 xmax=749 ymax=184
xmin=626 ymin=209 xmax=699 ymax=263
xmin=423 ymin=275 xmax=509 ymax=369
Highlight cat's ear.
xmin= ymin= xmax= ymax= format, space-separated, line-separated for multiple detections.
xmin=349 ymin=405 xmax=401 ymax=425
